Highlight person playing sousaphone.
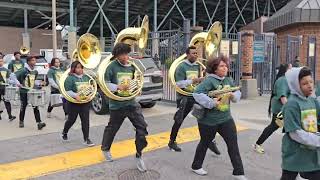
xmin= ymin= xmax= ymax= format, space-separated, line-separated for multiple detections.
xmin=101 ymin=43 xmax=148 ymax=172
xmin=168 ymin=46 xmax=221 ymax=155
xmin=61 ymin=61 xmax=95 ymax=147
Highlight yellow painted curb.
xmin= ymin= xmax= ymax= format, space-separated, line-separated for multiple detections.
xmin=0 ymin=125 xmax=247 ymax=180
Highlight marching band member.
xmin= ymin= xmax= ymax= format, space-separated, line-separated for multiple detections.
xmin=0 ymin=57 xmax=16 ymax=121
xmin=253 ymin=64 xmax=291 ymax=154
xmin=280 ymin=67 xmax=320 ymax=180
xmin=191 ymin=56 xmax=247 ymax=180
xmin=47 ymin=58 xmax=68 ymax=119
xmin=8 ymin=52 xmax=24 ymax=73
xmin=101 ymin=43 xmax=148 ymax=172
xmin=61 ymin=61 xmax=94 ymax=147
xmin=14 ymin=56 xmax=46 ymax=130
xmin=169 ymin=46 xmax=220 ymax=155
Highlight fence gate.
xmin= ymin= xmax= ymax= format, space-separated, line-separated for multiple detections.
xmin=286 ymin=35 xmax=301 ymax=64
xmin=252 ymin=33 xmax=277 ymax=95
xmin=148 ymin=30 xmax=185 ymax=101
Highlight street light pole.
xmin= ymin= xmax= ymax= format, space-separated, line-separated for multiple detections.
xmin=52 ymin=0 xmax=57 ymax=57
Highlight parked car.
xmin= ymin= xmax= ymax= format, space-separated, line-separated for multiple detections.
xmin=91 ymin=53 xmax=163 ymax=114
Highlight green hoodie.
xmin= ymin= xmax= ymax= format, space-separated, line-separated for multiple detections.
xmin=282 ymin=67 xmax=320 ymax=172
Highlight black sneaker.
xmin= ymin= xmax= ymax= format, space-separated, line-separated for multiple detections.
xmin=37 ymin=122 xmax=46 ymax=130
xmin=19 ymin=121 xmax=24 ymax=128
xmin=61 ymin=133 xmax=68 ymax=141
xmin=168 ymin=141 xmax=182 ymax=152
xmin=209 ymin=141 xmax=221 ymax=155
xmin=83 ymin=139 xmax=95 ymax=147
xmin=9 ymin=115 xmax=16 ymax=122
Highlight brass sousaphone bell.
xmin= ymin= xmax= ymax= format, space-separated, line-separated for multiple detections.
xmin=96 ymin=15 xmax=149 ymax=101
xmin=59 ymin=33 xmax=100 ymax=104
xmin=168 ymin=22 xmax=223 ymax=96
xmin=20 ymin=46 xmax=30 ymax=55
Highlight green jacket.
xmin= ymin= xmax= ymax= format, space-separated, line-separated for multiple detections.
xmin=15 ymin=66 xmax=39 ymax=93
xmin=64 ymin=73 xmax=91 ymax=101
xmin=175 ymin=60 xmax=201 ymax=97
xmin=0 ymin=67 xmax=10 ymax=89
xmin=8 ymin=60 xmax=24 ymax=73
xmin=104 ymin=60 xmax=137 ymax=110
xmin=194 ymin=74 xmax=239 ymax=126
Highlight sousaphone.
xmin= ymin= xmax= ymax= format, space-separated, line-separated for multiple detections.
xmin=168 ymin=21 xmax=223 ymax=96
xmin=96 ymin=15 xmax=149 ymax=101
xmin=20 ymin=46 xmax=30 ymax=55
xmin=58 ymin=33 xmax=100 ymax=104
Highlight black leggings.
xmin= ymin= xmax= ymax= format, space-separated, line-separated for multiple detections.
xmin=101 ymin=104 xmax=148 ymax=157
xmin=170 ymin=96 xmax=195 ymax=141
xmin=0 ymin=89 xmax=12 ymax=117
xmin=256 ymin=114 xmax=279 ymax=145
xmin=281 ymin=169 xmax=320 ymax=180
xmin=47 ymin=90 xmax=68 ymax=115
xmin=191 ymin=120 xmax=244 ymax=175
xmin=63 ymin=102 xmax=90 ymax=141
xmin=19 ymin=93 xmax=41 ymax=123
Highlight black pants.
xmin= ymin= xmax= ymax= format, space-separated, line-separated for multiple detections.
xmin=256 ymin=114 xmax=279 ymax=145
xmin=63 ymin=102 xmax=90 ymax=141
xmin=0 ymin=89 xmax=12 ymax=117
xmin=281 ymin=169 xmax=320 ymax=180
xmin=170 ymin=96 xmax=196 ymax=141
xmin=19 ymin=93 xmax=41 ymax=123
xmin=101 ymin=104 xmax=148 ymax=157
xmin=47 ymin=90 xmax=68 ymax=115
xmin=192 ymin=120 xmax=244 ymax=175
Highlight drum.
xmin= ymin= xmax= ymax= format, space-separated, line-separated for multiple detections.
xmin=50 ymin=94 xmax=63 ymax=107
xmin=27 ymin=90 xmax=46 ymax=106
xmin=4 ymin=86 xmax=19 ymax=101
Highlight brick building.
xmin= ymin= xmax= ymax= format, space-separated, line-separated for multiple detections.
xmin=0 ymin=26 xmax=62 ymax=55
xmin=264 ymin=0 xmax=320 ymax=80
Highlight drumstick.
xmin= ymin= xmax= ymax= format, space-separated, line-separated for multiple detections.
xmin=0 ymin=82 xmax=9 ymax=86
xmin=20 ymin=86 xmax=32 ymax=91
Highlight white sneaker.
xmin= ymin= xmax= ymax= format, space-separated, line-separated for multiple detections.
xmin=136 ymin=157 xmax=147 ymax=172
xmin=102 ymin=151 xmax=113 ymax=162
xmin=191 ymin=168 xmax=208 ymax=176
xmin=47 ymin=112 xmax=51 ymax=118
xmin=232 ymin=175 xmax=248 ymax=180
xmin=253 ymin=144 xmax=265 ymax=154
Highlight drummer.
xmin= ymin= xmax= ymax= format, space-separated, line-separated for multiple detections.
xmin=0 ymin=57 xmax=16 ymax=121
xmin=14 ymin=56 xmax=46 ymax=130
xmin=47 ymin=58 xmax=68 ymax=119
xmin=8 ymin=52 xmax=24 ymax=73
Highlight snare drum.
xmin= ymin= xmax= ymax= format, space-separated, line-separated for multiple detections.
xmin=50 ymin=94 xmax=63 ymax=107
xmin=27 ymin=90 xmax=46 ymax=106
xmin=4 ymin=86 xmax=19 ymax=101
